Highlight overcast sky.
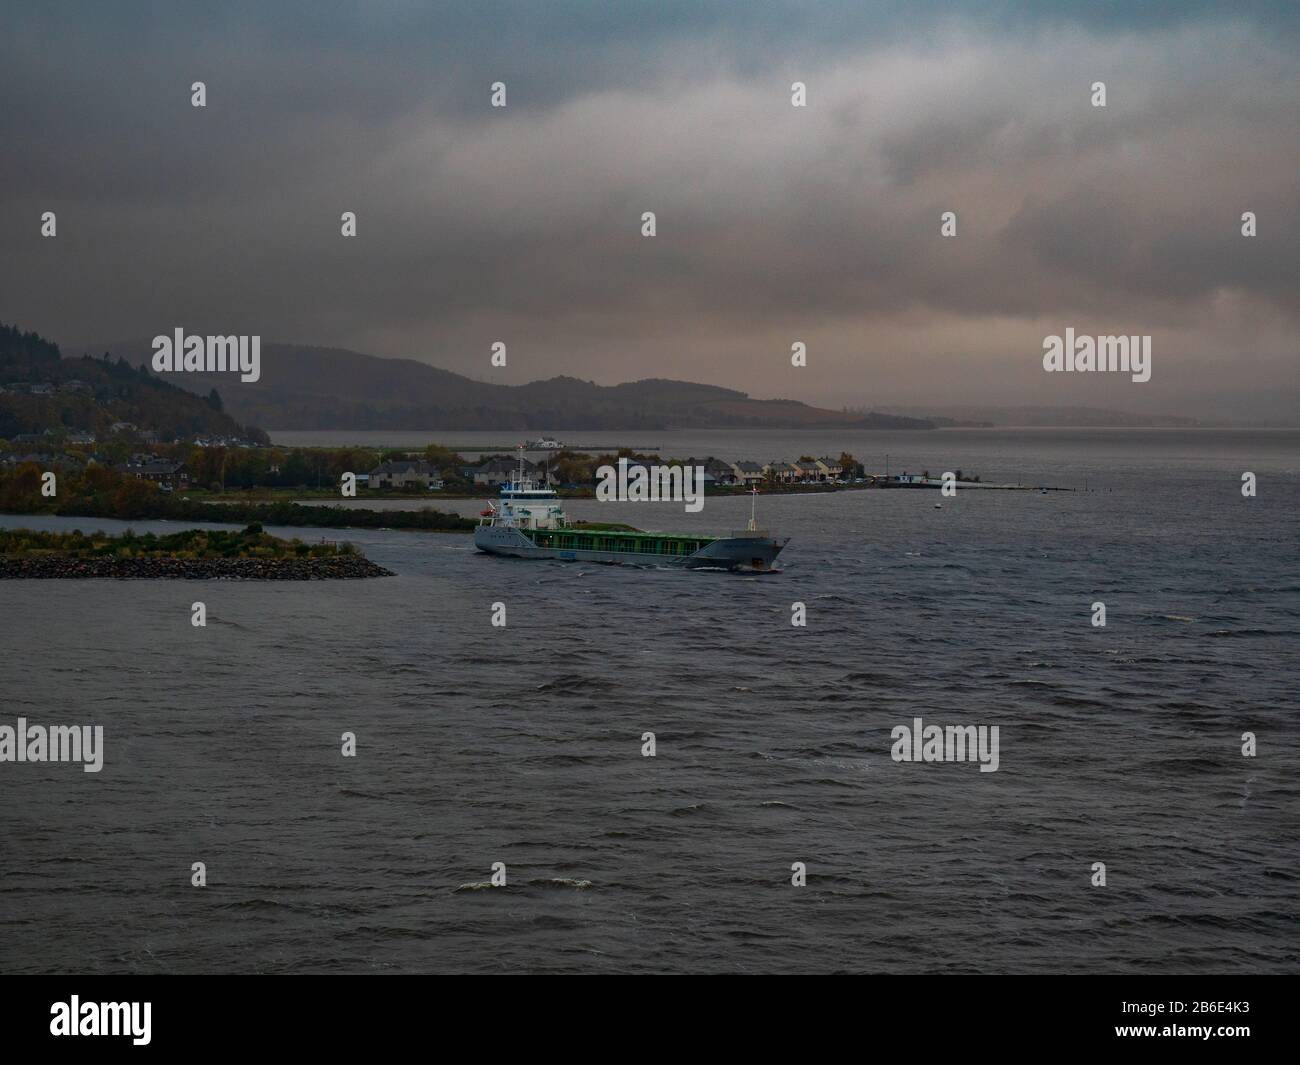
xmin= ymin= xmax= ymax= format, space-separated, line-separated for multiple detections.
xmin=2 ymin=2 xmax=1297 ymax=420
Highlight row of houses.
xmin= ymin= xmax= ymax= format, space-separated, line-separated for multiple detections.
xmin=3 ymin=450 xmax=195 ymax=488
xmin=10 ymin=428 xmax=98 ymax=446
xmin=1 ymin=380 xmax=94 ymax=396
xmin=367 ymin=454 xmax=557 ymax=490
xmin=1 ymin=451 xmax=92 ymax=470
xmin=7 ymin=424 xmax=170 ymax=446
xmin=2 ymin=451 xmax=214 ymax=491
xmin=364 ymin=454 xmax=857 ymax=491
xmin=114 ymin=459 xmax=189 ymax=489
xmin=460 ymin=455 xmax=853 ymax=488
xmin=368 ymin=459 xmax=444 ymax=490
xmin=366 ymin=455 xmax=543 ymax=489
xmin=717 ymin=457 xmax=846 ymax=485
xmin=626 ymin=456 xmax=849 ymax=486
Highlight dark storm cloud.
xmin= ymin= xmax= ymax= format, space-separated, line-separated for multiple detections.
xmin=1 ymin=2 xmax=1297 ymax=419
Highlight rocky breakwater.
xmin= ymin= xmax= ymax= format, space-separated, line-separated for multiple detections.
xmin=0 ymin=555 xmax=394 ymax=580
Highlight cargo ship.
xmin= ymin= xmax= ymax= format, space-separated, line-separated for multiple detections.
xmin=474 ymin=461 xmax=787 ymax=572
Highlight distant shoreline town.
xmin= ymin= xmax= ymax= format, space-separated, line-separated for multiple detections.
xmin=1 ymin=431 xmax=996 ymax=497
xmin=0 ymin=322 xmax=1271 ymax=527
xmin=360 ymin=450 xmax=999 ymax=493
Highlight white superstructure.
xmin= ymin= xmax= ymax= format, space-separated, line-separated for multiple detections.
xmin=480 ymin=451 xmax=566 ymax=531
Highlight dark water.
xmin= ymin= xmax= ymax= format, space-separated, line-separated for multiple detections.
xmin=1 ymin=430 xmax=1297 ymax=973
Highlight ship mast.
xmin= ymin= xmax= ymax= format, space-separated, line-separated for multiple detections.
xmin=748 ymin=484 xmax=758 ymax=531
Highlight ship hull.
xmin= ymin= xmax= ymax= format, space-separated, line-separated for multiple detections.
xmin=473 ymin=525 xmax=787 ymax=572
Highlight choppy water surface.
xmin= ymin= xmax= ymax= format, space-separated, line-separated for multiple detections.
xmin=1 ymin=430 xmax=1296 ymax=973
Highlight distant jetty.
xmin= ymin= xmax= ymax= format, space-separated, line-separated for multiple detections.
xmin=873 ymin=475 xmax=1073 ymax=491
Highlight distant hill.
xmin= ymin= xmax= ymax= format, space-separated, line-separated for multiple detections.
xmin=87 ymin=339 xmax=936 ymax=431
xmin=874 ymin=404 xmax=1209 ymax=428
xmin=0 ymin=323 xmax=264 ymax=443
